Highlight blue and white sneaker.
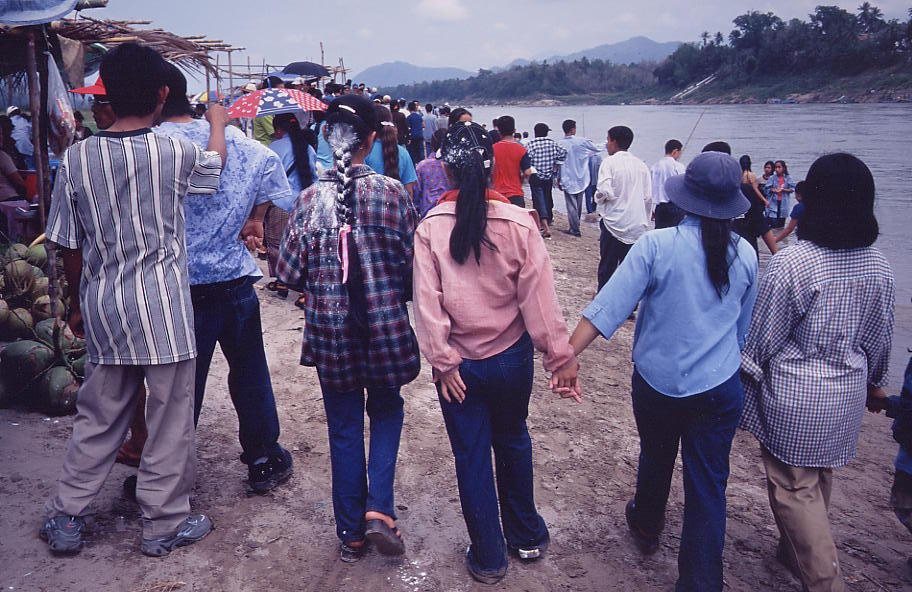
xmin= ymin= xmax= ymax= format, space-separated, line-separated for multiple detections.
xmin=140 ymin=514 xmax=213 ymax=557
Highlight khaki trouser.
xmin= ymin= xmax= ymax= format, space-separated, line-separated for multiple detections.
xmin=46 ymin=359 xmax=197 ymax=538
xmin=761 ymin=447 xmax=845 ymax=592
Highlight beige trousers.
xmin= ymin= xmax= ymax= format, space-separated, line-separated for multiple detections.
xmin=46 ymin=359 xmax=197 ymax=538
xmin=761 ymin=447 xmax=845 ymax=592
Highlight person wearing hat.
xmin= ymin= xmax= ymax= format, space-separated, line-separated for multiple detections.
xmin=70 ymin=77 xmax=116 ymax=136
xmin=6 ymin=105 xmax=34 ymax=169
xmin=566 ymin=151 xmax=758 ymax=592
xmin=740 ymin=153 xmax=894 ymax=592
xmin=413 ymin=121 xmax=580 ymax=585
xmin=525 ymin=122 xmax=567 ymax=237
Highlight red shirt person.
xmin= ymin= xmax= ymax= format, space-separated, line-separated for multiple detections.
xmin=490 ymin=116 xmax=532 ymax=207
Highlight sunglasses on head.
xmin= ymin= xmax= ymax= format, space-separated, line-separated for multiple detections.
xmin=90 ymin=97 xmax=110 ymax=106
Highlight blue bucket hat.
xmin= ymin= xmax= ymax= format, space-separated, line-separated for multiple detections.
xmin=665 ymin=151 xmax=750 ymax=220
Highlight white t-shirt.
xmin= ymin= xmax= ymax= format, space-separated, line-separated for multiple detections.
xmin=595 ymin=150 xmax=652 ymax=244
xmin=650 ymin=155 xmax=686 ymax=206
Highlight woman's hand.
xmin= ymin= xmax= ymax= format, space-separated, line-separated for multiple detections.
xmin=866 ymin=385 xmax=888 ymax=413
xmin=434 ymin=367 xmax=467 ymax=403
xmin=549 ymin=359 xmax=582 ymax=404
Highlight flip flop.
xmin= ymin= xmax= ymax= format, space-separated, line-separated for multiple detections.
xmin=365 ymin=519 xmax=405 ymax=556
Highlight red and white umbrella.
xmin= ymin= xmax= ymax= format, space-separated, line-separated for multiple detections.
xmin=227 ymin=88 xmax=327 ymax=118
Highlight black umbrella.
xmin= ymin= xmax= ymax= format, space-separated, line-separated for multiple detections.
xmin=282 ymin=61 xmax=330 ymax=78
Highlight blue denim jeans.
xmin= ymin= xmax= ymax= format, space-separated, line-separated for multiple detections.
xmin=438 ymin=333 xmax=549 ymax=575
xmin=584 ymin=182 xmax=597 ymax=214
xmin=529 ymin=174 xmax=554 ymax=223
xmin=630 ymin=368 xmax=744 ymax=592
xmin=191 ymin=276 xmax=282 ymax=465
xmin=320 ymin=380 xmax=404 ymax=544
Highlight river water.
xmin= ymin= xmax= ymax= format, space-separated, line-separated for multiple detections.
xmin=470 ymin=104 xmax=912 ymax=387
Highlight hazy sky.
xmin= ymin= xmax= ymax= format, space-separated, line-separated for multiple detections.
xmin=86 ymin=0 xmax=909 ymax=76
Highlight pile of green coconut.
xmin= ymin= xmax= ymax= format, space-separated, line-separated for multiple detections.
xmin=0 ymin=242 xmax=84 ymax=415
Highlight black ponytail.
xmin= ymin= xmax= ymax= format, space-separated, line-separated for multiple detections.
xmin=699 ymin=217 xmax=737 ymax=298
xmin=274 ymin=113 xmax=314 ymax=190
xmin=440 ymin=121 xmax=498 ymax=265
xmin=450 ymin=150 xmax=497 ymax=264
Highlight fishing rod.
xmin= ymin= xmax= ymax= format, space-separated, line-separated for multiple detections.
xmin=682 ymin=107 xmax=708 ymax=152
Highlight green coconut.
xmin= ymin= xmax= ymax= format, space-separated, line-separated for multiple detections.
xmin=26 ymin=244 xmax=47 ymax=268
xmin=31 ymin=276 xmax=49 ymax=299
xmin=3 ymin=260 xmax=34 ymax=297
xmin=34 ymin=318 xmax=81 ymax=352
xmin=30 ymin=265 xmax=45 ymax=280
xmin=71 ymin=353 xmax=86 ymax=378
xmin=4 ymin=308 xmax=34 ymax=338
xmin=1 ymin=243 xmax=28 ymax=265
xmin=31 ymin=295 xmax=62 ymax=322
xmin=0 ymin=339 xmax=55 ymax=383
xmin=38 ymin=366 xmax=80 ymax=416
xmin=0 ymin=299 xmax=8 ymax=326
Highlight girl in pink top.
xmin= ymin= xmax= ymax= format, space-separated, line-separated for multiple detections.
xmin=412 ymin=121 xmax=580 ymax=584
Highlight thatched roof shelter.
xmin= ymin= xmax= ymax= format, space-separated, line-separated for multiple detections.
xmin=0 ymin=14 xmax=217 ymax=86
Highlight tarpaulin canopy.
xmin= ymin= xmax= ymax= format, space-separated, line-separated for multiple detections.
xmin=0 ymin=0 xmax=78 ymax=25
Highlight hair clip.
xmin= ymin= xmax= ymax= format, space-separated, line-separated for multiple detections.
xmin=380 ymin=121 xmax=395 ymax=127
xmin=339 ymin=104 xmax=356 ymax=114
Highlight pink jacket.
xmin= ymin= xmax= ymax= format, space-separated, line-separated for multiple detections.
xmin=413 ymin=200 xmax=576 ymax=374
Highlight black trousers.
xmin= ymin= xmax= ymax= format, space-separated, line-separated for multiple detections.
xmin=598 ymin=225 xmax=633 ymax=291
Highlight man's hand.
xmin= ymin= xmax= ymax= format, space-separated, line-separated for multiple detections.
xmin=866 ymin=385 xmax=888 ymax=413
xmin=434 ymin=367 xmax=466 ymax=404
xmin=67 ymin=305 xmax=85 ymax=339
xmin=549 ymin=358 xmax=582 ymax=404
xmin=205 ymin=103 xmax=228 ymax=128
xmin=240 ymin=218 xmax=264 ymax=251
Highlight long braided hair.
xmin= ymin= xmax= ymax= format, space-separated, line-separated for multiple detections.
xmin=324 ymin=95 xmax=380 ymax=333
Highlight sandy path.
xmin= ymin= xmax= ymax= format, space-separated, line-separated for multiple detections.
xmin=1 ymin=214 xmax=909 ymax=592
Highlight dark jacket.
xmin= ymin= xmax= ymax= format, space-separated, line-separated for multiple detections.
xmin=886 ymin=356 xmax=912 ymax=453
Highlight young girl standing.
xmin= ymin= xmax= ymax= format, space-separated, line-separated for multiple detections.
xmin=277 ymin=95 xmax=419 ymax=562
xmin=413 ymin=122 xmax=580 ymax=584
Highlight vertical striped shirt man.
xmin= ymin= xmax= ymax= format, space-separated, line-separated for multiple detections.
xmin=46 ymin=129 xmax=221 ymax=365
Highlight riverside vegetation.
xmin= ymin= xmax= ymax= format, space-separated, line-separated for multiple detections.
xmin=383 ymin=4 xmax=912 ymax=105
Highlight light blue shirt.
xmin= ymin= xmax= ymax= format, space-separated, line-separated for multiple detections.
xmin=365 ymin=141 xmax=418 ymax=185
xmin=315 ymin=121 xmax=334 ymax=171
xmin=268 ymin=135 xmax=318 ymax=210
xmin=154 ymin=120 xmax=292 ymax=285
xmin=557 ymin=135 xmax=601 ymax=195
xmin=583 ymin=216 xmax=759 ymax=397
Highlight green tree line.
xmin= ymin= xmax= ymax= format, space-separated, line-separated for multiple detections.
xmin=383 ymin=4 xmax=912 ymax=101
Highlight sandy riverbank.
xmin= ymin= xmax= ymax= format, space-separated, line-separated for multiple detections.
xmin=0 ymin=213 xmax=909 ymax=592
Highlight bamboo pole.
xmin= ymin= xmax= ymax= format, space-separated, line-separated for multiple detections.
xmin=26 ymin=26 xmax=60 ymax=319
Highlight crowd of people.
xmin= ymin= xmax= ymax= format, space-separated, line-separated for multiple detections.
xmin=16 ymin=42 xmax=907 ymax=592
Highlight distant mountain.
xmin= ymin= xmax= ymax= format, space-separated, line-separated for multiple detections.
xmin=354 ymin=61 xmax=473 ymax=87
xmin=505 ymin=36 xmax=681 ymax=68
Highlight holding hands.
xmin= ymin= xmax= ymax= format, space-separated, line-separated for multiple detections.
xmin=549 ymin=358 xmax=582 ymax=404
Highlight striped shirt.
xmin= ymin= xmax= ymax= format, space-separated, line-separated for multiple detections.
xmin=740 ymin=241 xmax=895 ymax=467
xmin=46 ymin=129 xmax=221 ymax=365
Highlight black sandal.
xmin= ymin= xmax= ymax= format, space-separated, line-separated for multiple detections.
xmin=365 ymin=519 xmax=405 ymax=556
xmin=294 ymin=296 xmax=306 ymax=310
xmin=266 ymin=280 xmax=279 ymax=292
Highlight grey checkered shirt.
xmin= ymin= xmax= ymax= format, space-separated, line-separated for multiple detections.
xmin=740 ymin=241 xmax=895 ymax=468
xmin=525 ymin=137 xmax=566 ymax=181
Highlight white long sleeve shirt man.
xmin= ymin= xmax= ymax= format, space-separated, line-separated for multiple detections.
xmin=595 ymin=150 xmax=652 ymax=244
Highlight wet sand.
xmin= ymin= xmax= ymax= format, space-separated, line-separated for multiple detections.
xmin=1 ymin=213 xmax=909 ymax=592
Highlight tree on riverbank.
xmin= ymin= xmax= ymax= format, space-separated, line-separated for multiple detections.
xmin=657 ymin=4 xmax=911 ymax=87
xmin=383 ymin=4 xmax=912 ymax=103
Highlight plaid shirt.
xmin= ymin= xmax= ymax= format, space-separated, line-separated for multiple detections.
xmin=525 ymin=137 xmax=566 ymax=180
xmin=740 ymin=241 xmax=895 ymax=468
xmin=277 ymin=165 xmax=420 ymax=392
